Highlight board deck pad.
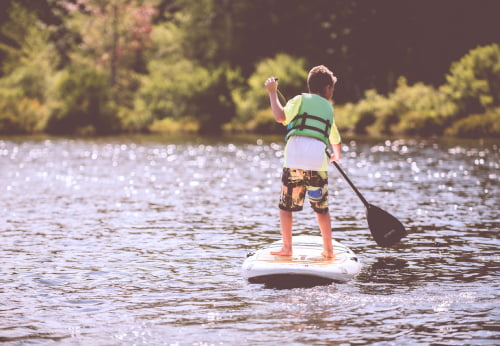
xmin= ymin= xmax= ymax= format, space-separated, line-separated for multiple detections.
xmin=242 ymin=235 xmax=361 ymax=288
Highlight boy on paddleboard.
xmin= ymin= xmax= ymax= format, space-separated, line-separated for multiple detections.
xmin=264 ymin=65 xmax=341 ymax=258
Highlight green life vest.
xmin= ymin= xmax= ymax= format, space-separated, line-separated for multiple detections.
xmin=285 ymin=93 xmax=333 ymax=145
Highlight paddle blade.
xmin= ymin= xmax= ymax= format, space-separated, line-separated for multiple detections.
xmin=366 ymin=204 xmax=406 ymax=247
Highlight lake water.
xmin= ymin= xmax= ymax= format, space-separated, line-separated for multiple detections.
xmin=1 ymin=135 xmax=498 ymax=345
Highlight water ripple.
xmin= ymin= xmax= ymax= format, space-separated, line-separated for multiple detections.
xmin=0 ymin=135 xmax=498 ymax=345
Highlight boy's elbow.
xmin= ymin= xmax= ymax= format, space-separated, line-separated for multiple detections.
xmin=274 ymin=112 xmax=286 ymax=123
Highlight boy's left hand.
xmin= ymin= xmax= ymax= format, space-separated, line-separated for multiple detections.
xmin=328 ymin=153 xmax=340 ymax=163
xmin=326 ymin=145 xmax=341 ymax=163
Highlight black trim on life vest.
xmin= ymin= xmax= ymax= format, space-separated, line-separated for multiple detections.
xmin=286 ymin=112 xmax=331 ymax=140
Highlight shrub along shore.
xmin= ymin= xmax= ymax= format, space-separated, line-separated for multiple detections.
xmin=1 ymin=25 xmax=499 ymax=139
xmin=226 ymin=44 xmax=500 ymax=139
xmin=334 ymin=44 xmax=500 ymax=138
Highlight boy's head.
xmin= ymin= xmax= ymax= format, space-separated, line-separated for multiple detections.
xmin=307 ymin=65 xmax=337 ymax=98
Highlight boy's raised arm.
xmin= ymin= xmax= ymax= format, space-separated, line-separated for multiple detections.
xmin=265 ymin=78 xmax=285 ymax=123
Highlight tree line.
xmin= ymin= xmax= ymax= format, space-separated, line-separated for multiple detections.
xmin=0 ymin=0 xmax=499 ymax=137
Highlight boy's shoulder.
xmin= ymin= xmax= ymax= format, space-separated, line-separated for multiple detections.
xmin=286 ymin=94 xmax=303 ymax=110
xmin=303 ymin=93 xmax=333 ymax=109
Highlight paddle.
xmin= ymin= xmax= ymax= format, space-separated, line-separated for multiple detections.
xmin=327 ymin=148 xmax=406 ymax=247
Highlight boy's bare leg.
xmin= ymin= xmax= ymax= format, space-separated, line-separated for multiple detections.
xmin=317 ymin=212 xmax=334 ymax=258
xmin=271 ymin=209 xmax=293 ymax=256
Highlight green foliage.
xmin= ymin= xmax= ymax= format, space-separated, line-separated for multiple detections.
xmin=0 ymin=1 xmax=498 ymax=138
xmin=46 ymin=66 xmax=119 ymax=135
xmin=0 ymin=67 xmax=45 ymax=134
xmin=250 ymin=54 xmax=308 ymax=110
xmin=175 ymin=0 xmax=219 ymax=64
xmin=146 ymin=21 xmax=185 ymax=63
xmin=135 ymin=59 xmax=236 ymax=133
xmin=339 ymin=89 xmax=389 ymax=135
xmin=0 ymin=64 xmax=50 ymax=103
xmin=441 ymin=44 xmax=500 ymax=116
xmin=135 ymin=59 xmax=207 ymax=120
xmin=0 ymin=93 xmax=49 ymax=134
xmin=0 ymin=2 xmax=38 ymax=74
xmin=194 ymin=66 xmax=236 ymax=134
xmin=229 ymin=54 xmax=308 ymax=132
xmin=149 ymin=117 xmax=200 ymax=134
xmin=0 ymin=65 xmax=51 ymax=134
xmin=244 ymin=108 xmax=285 ymax=135
xmin=387 ymin=78 xmax=456 ymax=136
xmin=445 ymin=107 xmax=500 ymax=138
xmin=338 ymin=44 xmax=500 ymax=138
xmin=0 ymin=2 xmax=58 ymax=134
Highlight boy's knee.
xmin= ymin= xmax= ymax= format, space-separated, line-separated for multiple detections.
xmin=313 ymin=206 xmax=329 ymax=214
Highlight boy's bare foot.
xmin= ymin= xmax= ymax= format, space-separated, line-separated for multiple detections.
xmin=322 ymin=251 xmax=335 ymax=259
xmin=271 ymin=248 xmax=292 ymax=256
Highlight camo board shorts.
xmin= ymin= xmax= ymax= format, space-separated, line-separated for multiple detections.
xmin=279 ymin=168 xmax=329 ymax=213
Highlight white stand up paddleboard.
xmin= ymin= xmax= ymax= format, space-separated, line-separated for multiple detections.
xmin=242 ymin=235 xmax=361 ymax=288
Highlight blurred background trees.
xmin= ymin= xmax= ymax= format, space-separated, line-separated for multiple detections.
xmin=0 ymin=0 xmax=499 ymax=137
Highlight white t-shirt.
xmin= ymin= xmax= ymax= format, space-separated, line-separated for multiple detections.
xmin=283 ymin=135 xmax=328 ymax=171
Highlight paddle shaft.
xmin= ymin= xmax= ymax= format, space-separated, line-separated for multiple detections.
xmin=332 ymin=161 xmax=370 ymax=209
xmin=273 ymin=78 xmax=287 ymax=105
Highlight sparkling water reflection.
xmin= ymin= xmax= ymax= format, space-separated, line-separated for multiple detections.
xmin=0 ymin=135 xmax=498 ymax=345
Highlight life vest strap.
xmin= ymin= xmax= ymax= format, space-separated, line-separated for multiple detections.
xmin=287 ymin=112 xmax=331 ymax=140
